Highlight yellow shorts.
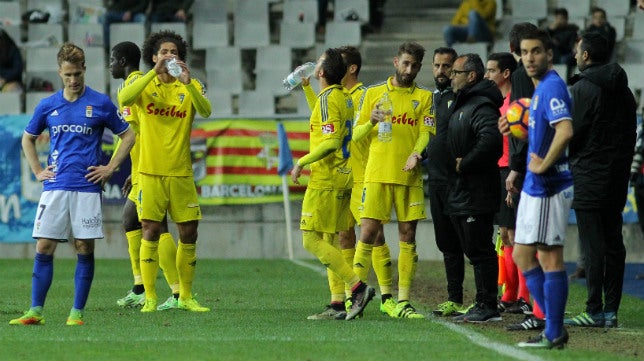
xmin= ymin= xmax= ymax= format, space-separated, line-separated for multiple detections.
xmin=127 ymin=182 xmax=140 ymax=205
xmin=300 ymin=188 xmax=352 ymax=233
xmin=349 ymin=182 xmax=364 ymax=226
xmin=139 ymin=174 xmax=202 ymax=223
xmin=361 ymin=182 xmax=426 ymax=222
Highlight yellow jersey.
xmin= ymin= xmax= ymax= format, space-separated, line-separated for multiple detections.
xmin=307 ymin=84 xmax=354 ymax=190
xmin=356 ymin=77 xmax=435 ymax=186
xmin=346 ymin=82 xmax=368 ymax=184
xmin=117 ymin=70 xmax=143 ymax=184
xmin=130 ymin=76 xmax=207 ymax=176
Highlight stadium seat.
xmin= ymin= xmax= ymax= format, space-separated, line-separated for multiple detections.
xmin=0 ymin=1 xmax=21 ymax=27
xmin=234 ymin=0 xmax=270 ymax=48
xmin=0 ymin=92 xmax=23 ymax=115
xmin=495 ymin=0 xmax=503 ymax=21
xmin=595 ymin=0 xmax=630 ymax=17
xmin=151 ymin=22 xmax=187 ymax=40
xmin=255 ymin=71 xmax=291 ymax=96
xmin=556 ymin=0 xmax=591 ymax=19
xmin=325 ymin=21 xmax=361 ymax=47
xmin=333 ymin=0 xmax=369 ymax=24
xmin=255 ymin=46 xmax=292 ymax=73
xmin=27 ymin=24 xmax=64 ymax=44
xmin=193 ymin=22 xmax=229 ymax=49
xmin=632 ymin=12 xmax=644 ymax=40
xmin=623 ymin=41 xmax=644 ymax=63
xmin=610 ymin=17 xmax=626 ymax=42
xmin=207 ymin=68 xmax=243 ymax=95
xmin=2 ymin=25 xmax=22 ymax=46
xmin=109 ymin=23 xmax=146 ymax=49
xmin=25 ymin=47 xmax=59 ymax=72
xmin=282 ymin=0 xmax=318 ymax=24
xmin=205 ymin=90 xmax=233 ymax=117
xmin=205 ymin=46 xmax=242 ymax=72
xmin=26 ymin=0 xmax=64 ymax=23
xmin=25 ymin=91 xmax=55 ymax=114
xmin=68 ymin=0 xmax=105 ymax=24
xmin=280 ymin=21 xmax=315 ymax=49
xmin=237 ymin=90 xmax=275 ymax=117
xmin=511 ymin=0 xmax=547 ymax=21
xmin=192 ymin=0 xmax=229 ymax=24
xmin=68 ymin=23 xmax=104 ymax=48
xmin=452 ymin=42 xmax=489 ymax=60
xmin=85 ymin=67 xmax=107 ymax=93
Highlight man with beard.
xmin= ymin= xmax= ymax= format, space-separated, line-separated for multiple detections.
xmin=352 ymin=41 xmax=435 ymax=318
xmin=445 ymin=53 xmax=503 ymax=323
xmin=424 ymin=47 xmax=468 ymax=317
xmin=564 ymin=31 xmax=636 ymax=329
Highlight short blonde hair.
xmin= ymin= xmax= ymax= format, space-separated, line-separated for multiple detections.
xmin=57 ymin=42 xmax=85 ymax=67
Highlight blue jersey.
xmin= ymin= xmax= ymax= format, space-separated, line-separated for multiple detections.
xmin=522 ymin=70 xmax=574 ymax=197
xmin=25 ymin=86 xmax=129 ymax=192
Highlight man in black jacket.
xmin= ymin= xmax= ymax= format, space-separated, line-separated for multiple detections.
xmin=564 ymin=31 xmax=636 ymax=329
xmin=446 ymin=53 xmax=504 ymax=323
xmin=425 ymin=47 xmax=466 ymax=317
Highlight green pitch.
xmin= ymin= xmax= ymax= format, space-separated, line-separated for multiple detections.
xmin=1 ymin=259 xmax=642 ymax=361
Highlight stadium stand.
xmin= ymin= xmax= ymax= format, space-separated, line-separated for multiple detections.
xmin=0 ymin=92 xmax=23 ymax=115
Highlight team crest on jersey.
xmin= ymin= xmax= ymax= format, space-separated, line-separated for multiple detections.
xmin=86 ymin=106 xmax=93 ymax=118
xmin=122 ymin=106 xmax=131 ymax=117
xmin=424 ymin=116 xmax=435 ymax=127
xmin=412 ymin=100 xmax=419 ymax=109
xmin=178 ymin=93 xmax=185 ymax=103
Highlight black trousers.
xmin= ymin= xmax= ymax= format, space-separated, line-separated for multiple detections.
xmin=575 ymin=208 xmax=626 ymax=314
xmin=450 ymin=212 xmax=498 ymax=308
xmin=428 ymin=184 xmax=464 ymax=304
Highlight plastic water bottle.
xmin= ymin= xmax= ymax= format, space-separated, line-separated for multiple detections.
xmin=166 ymin=58 xmax=182 ymax=77
xmin=282 ymin=62 xmax=316 ymax=91
xmin=377 ymin=92 xmax=393 ymax=142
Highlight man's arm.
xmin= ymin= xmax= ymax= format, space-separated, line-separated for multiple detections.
xmin=86 ymin=128 xmax=135 ymax=186
xmin=21 ymin=132 xmax=54 ymax=181
xmin=118 ymin=70 xmax=156 ymax=106
xmin=186 ymin=81 xmax=212 ymax=118
xmin=290 ymin=138 xmax=341 ymax=184
xmin=528 ymin=119 xmax=573 ymax=174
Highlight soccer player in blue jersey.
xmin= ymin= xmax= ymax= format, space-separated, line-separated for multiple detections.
xmin=10 ymin=42 xmax=135 ymax=326
xmin=500 ymin=28 xmax=574 ymax=349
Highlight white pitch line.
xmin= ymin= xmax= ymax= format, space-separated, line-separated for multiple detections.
xmin=291 ymin=258 xmax=548 ymax=361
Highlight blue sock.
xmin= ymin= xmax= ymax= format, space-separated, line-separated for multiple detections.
xmin=523 ymin=266 xmax=545 ymax=314
xmin=544 ymin=271 xmax=568 ymax=341
xmin=31 ymin=253 xmax=54 ymax=308
xmin=73 ymin=253 xmax=95 ymax=310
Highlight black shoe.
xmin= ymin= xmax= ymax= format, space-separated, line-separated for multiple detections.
xmin=497 ymin=299 xmax=514 ymax=313
xmin=452 ymin=303 xmax=501 ymax=323
xmin=506 ymin=297 xmax=532 ymax=314
xmin=346 ymin=283 xmax=375 ymax=320
xmin=506 ymin=314 xmax=545 ymax=331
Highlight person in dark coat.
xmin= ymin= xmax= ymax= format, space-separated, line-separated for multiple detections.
xmin=446 ymin=53 xmax=504 ymax=323
xmin=564 ymin=31 xmax=637 ymax=329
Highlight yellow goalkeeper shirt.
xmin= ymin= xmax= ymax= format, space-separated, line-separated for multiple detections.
xmin=355 ymin=77 xmax=435 ymax=186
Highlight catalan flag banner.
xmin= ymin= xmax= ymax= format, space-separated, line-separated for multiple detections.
xmin=191 ymin=119 xmax=310 ymax=205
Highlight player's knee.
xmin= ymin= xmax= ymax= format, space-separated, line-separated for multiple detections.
xmin=302 ymin=231 xmax=321 ymax=253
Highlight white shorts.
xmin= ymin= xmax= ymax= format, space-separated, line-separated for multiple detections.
xmin=514 ymin=186 xmax=573 ymax=247
xmin=32 ymin=190 xmax=104 ymax=241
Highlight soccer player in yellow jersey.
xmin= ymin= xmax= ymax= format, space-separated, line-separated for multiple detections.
xmin=109 ymin=41 xmax=181 ymax=311
xmin=291 ymin=48 xmax=375 ymax=320
xmin=353 ymin=41 xmax=436 ymax=318
xmin=118 ymin=30 xmax=212 ymax=313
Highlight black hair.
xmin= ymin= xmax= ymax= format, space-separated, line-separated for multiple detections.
xmin=520 ymin=27 xmax=554 ymax=51
xmin=509 ymin=22 xmax=538 ymax=56
xmin=322 ymin=48 xmax=347 ymax=85
xmin=553 ymin=8 xmax=568 ymax=19
xmin=433 ymin=47 xmax=457 ymax=63
xmin=579 ymin=31 xmax=610 ymax=64
xmin=458 ymin=53 xmax=485 ymax=81
xmin=142 ymin=30 xmax=188 ymax=69
xmin=112 ymin=41 xmax=141 ymax=68
xmin=338 ymin=46 xmax=361 ymax=75
xmin=488 ymin=52 xmax=517 ymax=76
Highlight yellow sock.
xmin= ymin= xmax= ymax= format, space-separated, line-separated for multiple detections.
xmin=353 ymin=241 xmax=373 ymax=283
xmin=398 ymin=241 xmax=418 ymax=301
xmin=159 ymin=233 xmax=179 ymax=294
xmin=140 ymin=239 xmax=159 ymax=301
xmin=342 ymin=247 xmax=356 ymax=298
xmin=125 ymin=229 xmax=142 ymax=285
xmin=324 ymin=233 xmax=345 ymax=303
xmin=372 ymin=243 xmax=393 ymax=296
xmin=177 ymin=242 xmax=197 ymax=300
xmin=303 ymin=231 xmax=359 ymax=287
